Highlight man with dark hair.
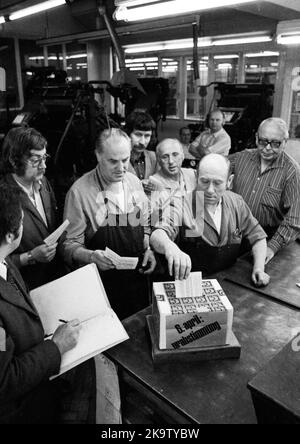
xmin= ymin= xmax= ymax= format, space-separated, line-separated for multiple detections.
xmin=0 ymin=127 xmax=59 ymax=289
xmin=63 ymin=128 xmax=156 ymax=319
xmin=189 ymin=109 xmax=231 ymax=159
xmin=0 ymin=183 xmax=80 ymax=424
xmin=125 ymin=110 xmax=157 ymax=180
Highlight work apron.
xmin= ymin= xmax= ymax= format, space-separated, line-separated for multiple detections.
xmin=178 ymin=194 xmax=241 ymax=276
xmin=87 ymin=176 xmax=149 ymax=320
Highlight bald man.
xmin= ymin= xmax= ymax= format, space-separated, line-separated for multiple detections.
xmin=146 ymin=138 xmax=196 ymax=195
xmin=150 ymin=153 xmax=269 ymax=286
xmin=230 ymin=117 xmax=300 ymax=264
xmin=189 ymin=109 xmax=231 ymax=159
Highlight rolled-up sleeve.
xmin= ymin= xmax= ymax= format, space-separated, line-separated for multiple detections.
xmin=62 ymin=187 xmax=87 ymax=267
xmin=239 ymin=197 xmax=267 ymax=245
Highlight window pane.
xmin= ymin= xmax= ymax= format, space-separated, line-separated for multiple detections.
xmin=186 ymin=58 xmax=208 ymax=120
xmin=213 ymin=55 xmax=238 ymax=83
xmin=245 ymin=54 xmax=278 ymax=84
xmin=162 ymin=57 xmax=179 ymax=118
xmin=65 ymin=42 xmax=87 ymax=83
xmin=0 ymin=38 xmax=19 ymax=110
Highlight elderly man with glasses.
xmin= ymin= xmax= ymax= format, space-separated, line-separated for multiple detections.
xmin=230 ymin=117 xmax=300 ymax=264
xmin=0 ymin=127 xmax=59 ymax=289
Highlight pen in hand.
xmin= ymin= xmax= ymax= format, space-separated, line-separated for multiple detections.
xmin=44 ymin=319 xmax=68 ymax=338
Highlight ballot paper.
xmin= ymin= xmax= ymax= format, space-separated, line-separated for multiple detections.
xmin=30 ymin=264 xmax=129 ymax=379
xmin=44 ymin=219 xmax=70 ymax=246
xmin=104 ymin=247 xmax=138 ymax=270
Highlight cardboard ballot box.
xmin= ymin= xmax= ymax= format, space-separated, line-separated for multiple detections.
xmin=152 ymin=278 xmax=233 ymax=350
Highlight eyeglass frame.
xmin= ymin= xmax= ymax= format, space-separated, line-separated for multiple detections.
xmin=256 ymin=136 xmax=286 ymax=151
xmin=25 ymin=153 xmax=51 ymax=168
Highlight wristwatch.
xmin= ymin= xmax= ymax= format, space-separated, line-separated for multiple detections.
xmin=27 ymin=251 xmax=36 ymax=265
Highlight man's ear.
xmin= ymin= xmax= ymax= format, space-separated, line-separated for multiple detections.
xmin=95 ymin=150 xmax=101 ymax=163
xmin=5 ymin=233 xmax=14 ymax=245
xmin=227 ymin=173 xmax=234 ymax=190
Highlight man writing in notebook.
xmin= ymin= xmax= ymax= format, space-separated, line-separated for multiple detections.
xmin=0 ymin=183 xmax=80 ymax=424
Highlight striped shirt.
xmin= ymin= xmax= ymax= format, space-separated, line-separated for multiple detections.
xmin=230 ymin=149 xmax=300 ymax=254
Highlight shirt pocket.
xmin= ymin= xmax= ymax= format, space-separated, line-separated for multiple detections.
xmin=230 ymin=228 xmax=243 ymax=244
xmin=261 ymin=186 xmax=282 ymax=209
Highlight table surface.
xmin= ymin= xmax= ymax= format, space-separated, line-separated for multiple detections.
xmin=222 ymin=241 xmax=300 ymax=308
xmin=107 ymin=275 xmax=300 ymax=424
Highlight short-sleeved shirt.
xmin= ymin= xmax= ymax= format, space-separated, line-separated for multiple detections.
xmin=62 ymin=166 xmax=150 ymax=266
xmin=190 ymin=128 xmax=231 ymax=157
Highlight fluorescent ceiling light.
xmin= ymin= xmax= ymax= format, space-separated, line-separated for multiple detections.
xmin=124 ymin=33 xmax=271 ymax=54
xmin=214 ymin=54 xmax=239 ymax=59
xmin=277 ymin=34 xmax=300 ymax=45
xmin=114 ymin=0 xmax=258 ymax=22
xmin=115 ymin=0 xmax=161 ymax=6
xmin=125 ymin=38 xmax=212 ymax=53
xmin=214 ymin=35 xmax=271 ymax=45
xmin=246 ymin=51 xmax=279 ymax=57
xmin=125 ymin=57 xmax=158 ymax=63
xmin=0 ymin=16 xmax=5 ymax=24
xmin=67 ymin=53 xmax=87 ymax=59
xmin=250 ymin=64 xmax=258 ymax=68
xmin=10 ymin=0 xmax=65 ymax=21
xmin=218 ymin=63 xmax=232 ymax=68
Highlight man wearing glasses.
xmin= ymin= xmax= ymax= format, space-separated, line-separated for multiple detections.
xmin=230 ymin=117 xmax=300 ymax=264
xmin=0 ymin=127 xmax=59 ymax=289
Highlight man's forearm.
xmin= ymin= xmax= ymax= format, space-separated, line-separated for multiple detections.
xmin=150 ymin=229 xmax=176 ymax=255
xmin=252 ymin=238 xmax=267 ymax=271
xmin=72 ymin=246 xmax=94 ymax=265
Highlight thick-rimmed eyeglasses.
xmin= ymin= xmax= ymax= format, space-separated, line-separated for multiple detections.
xmin=257 ymin=138 xmax=284 ymax=150
xmin=26 ymin=153 xmax=50 ymax=168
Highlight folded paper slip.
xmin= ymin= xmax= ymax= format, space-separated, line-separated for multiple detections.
xmin=44 ymin=219 xmax=70 ymax=246
xmin=30 ymin=264 xmax=129 ymax=378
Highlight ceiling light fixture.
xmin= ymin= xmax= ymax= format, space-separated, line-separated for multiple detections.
xmin=114 ymin=0 xmax=258 ymax=22
xmin=213 ymin=35 xmax=271 ymax=45
xmin=124 ymin=33 xmax=271 ymax=54
xmin=124 ymin=38 xmax=212 ymax=53
xmin=277 ymin=34 xmax=300 ymax=45
xmin=245 ymin=51 xmax=279 ymax=57
xmin=0 ymin=16 xmax=5 ymax=24
xmin=9 ymin=0 xmax=65 ymax=21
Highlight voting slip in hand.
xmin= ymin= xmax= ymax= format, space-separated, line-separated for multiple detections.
xmin=44 ymin=219 xmax=70 ymax=246
xmin=104 ymin=247 xmax=139 ymax=270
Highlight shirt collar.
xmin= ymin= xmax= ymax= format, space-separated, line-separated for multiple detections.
xmin=0 ymin=261 xmax=7 ymax=281
xmin=13 ymin=176 xmax=42 ymax=195
xmin=250 ymin=149 xmax=285 ymax=169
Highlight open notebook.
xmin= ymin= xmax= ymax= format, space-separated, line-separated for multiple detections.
xmin=30 ymin=264 xmax=129 ymax=379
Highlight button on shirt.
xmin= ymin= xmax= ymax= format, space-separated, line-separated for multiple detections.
xmin=190 ymin=128 xmax=231 ymax=157
xmin=230 ymin=149 xmax=300 ymax=254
